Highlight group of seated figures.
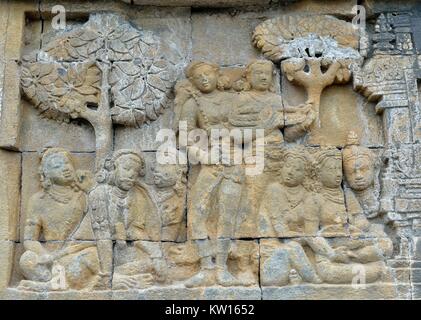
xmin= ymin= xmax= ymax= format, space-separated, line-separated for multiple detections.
xmin=17 ymin=59 xmax=395 ymax=292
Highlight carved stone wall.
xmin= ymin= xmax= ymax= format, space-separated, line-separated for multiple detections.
xmin=1 ymin=0 xmax=421 ymax=300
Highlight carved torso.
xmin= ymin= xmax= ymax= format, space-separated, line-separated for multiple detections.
xmin=25 ymin=190 xmax=87 ymax=241
xmin=88 ymin=184 xmax=161 ymax=241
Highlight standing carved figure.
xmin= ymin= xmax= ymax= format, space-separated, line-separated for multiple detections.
xmin=19 ymin=148 xmax=100 ymax=291
xmin=178 ymin=61 xmax=245 ymax=287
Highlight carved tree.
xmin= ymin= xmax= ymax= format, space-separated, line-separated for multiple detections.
xmin=281 ymin=58 xmax=351 ymax=125
xmin=21 ymin=14 xmax=180 ymax=166
xmin=252 ymin=15 xmax=362 ymax=128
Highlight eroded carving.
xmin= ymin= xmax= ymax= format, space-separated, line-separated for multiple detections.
xmin=19 ymin=148 xmax=100 ymax=292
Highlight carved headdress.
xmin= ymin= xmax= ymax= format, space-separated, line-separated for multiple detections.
xmin=97 ymin=149 xmax=146 ymax=184
xmin=314 ymin=146 xmax=342 ymax=170
xmin=342 ymin=131 xmax=375 ymax=164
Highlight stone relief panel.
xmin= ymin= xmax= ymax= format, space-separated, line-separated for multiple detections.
xmin=3 ymin=2 xmax=421 ymax=300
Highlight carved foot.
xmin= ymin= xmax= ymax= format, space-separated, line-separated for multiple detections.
xmin=184 ymin=269 xmax=215 ymax=288
xmin=92 ymin=273 xmax=112 ymax=290
xmin=17 ymin=280 xmax=52 ymax=292
xmin=112 ymin=273 xmax=154 ymax=290
xmin=216 ymin=268 xmax=242 ymax=287
xmin=152 ymin=258 xmax=169 ymax=284
xmin=236 ymin=271 xmax=256 ymax=286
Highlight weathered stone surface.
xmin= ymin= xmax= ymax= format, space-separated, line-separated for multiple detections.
xmin=0 ymin=150 xmax=21 ymax=241
xmin=20 ymin=102 xmax=96 ymax=152
xmin=2 ymin=0 xmax=421 ymax=301
xmin=0 ymin=60 xmax=22 ymax=149
xmin=0 ymin=241 xmax=14 ymax=294
xmin=262 ymin=284 xmax=398 ymax=300
xmin=192 ymin=12 xmax=261 ymax=66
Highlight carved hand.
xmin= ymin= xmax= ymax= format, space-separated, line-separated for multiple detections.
xmin=330 ymin=246 xmax=351 ymax=263
xmin=38 ymin=254 xmax=55 ymax=265
xmin=162 ymin=205 xmax=179 ymax=226
xmin=152 ymin=258 xmax=168 ymax=283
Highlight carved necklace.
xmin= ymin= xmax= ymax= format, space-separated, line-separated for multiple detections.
xmin=111 ymin=187 xmax=130 ymax=208
xmin=45 ymin=187 xmax=76 ymax=204
xmin=284 ymin=186 xmax=305 ymax=209
xmin=110 ymin=187 xmax=130 ymax=227
xmin=321 ymin=187 xmax=345 ymax=205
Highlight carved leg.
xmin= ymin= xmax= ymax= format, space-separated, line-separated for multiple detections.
xmin=93 ymin=240 xmax=113 ymax=290
xmin=19 ymin=250 xmax=52 ymax=283
xmin=60 ymin=247 xmax=101 ymax=290
xmin=188 ymin=166 xmax=222 ymax=240
xmin=217 ymin=175 xmax=243 ymax=238
xmin=261 ymin=248 xmax=291 ymax=286
xmin=316 ymin=260 xmax=386 ymax=284
xmin=286 ymin=241 xmax=322 ymax=284
xmin=138 ymin=242 xmax=168 ymax=284
xmin=185 ymin=239 xmax=215 ymax=288
xmin=216 ymin=239 xmax=242 ymax=287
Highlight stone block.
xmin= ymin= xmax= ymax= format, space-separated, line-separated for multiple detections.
xmin=0 ymin=150 xmax=21 ymax=241
xmin=192 ymin=12 xmax=261 ymax=66
xmin=0 ymin=241 xmax=14 ymax=294
xmin=262 ymin=283 xmax=398 ymax=300
xmin=19 ymin=101 xmax=96 ymax=152
xmin=0 ymin=60 xmax=22 ymax=149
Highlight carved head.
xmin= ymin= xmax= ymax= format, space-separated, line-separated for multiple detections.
xmin=40 ymin=148 xmax=76 ymax=189
xmin=315 ymin=147 xmax=343 ymax=189
xmin=279 ymin=146 xmax=312 ymax=187
xmin=245 ymin=60 xmax=275 ymax=92
xmin=103 ymin=149 xmax=146 ymax=191
xmin=153 ymin=164 xmax=179 ymax=188
xmin=342 ymin=131 xmax=376 ymax=191
xmin=186 ymin=61 xmax=220 ymax=93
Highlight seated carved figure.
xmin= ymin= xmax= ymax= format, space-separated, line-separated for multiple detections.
xmin=314 ymin=148 xmax=348 ymax=236
xmin=304 ymin=232 xmax=393 ymax=284
xmin=301 ymin=143 xmax=393 ymax=285
xmin=259 ymin=146 xmax=319 ymax=237
xmin=19 ymin=148 xmax=100 ymax=291
xmin=76 ymin=149 xmax=167 ymax=290
xmin=261 ymin=239 xmax=322 ymax=287
xmin=342 ymin=132 xmax=394 ymax=268
xmin=342 ymin=131 xmax=380 ymax=219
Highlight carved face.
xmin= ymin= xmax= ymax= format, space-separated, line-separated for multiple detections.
xmin=248 ymin=63 xmax=273 ymax=91
xmin=43 ymin=153 xmax=75 ymax=187
xmin=281 ymin=156 xmax=306 ymax=187
xmin=153 ymin=165 xmax=178 ymax=188
xmin=191 ymin=64 xmax=218 ymax=93
xmin=319 ymin=157 xmax=343 ymax=188
xmin=344 ymin=156 xmax=374 ymax=191
xmin=114 ymin=154 xmax=142 ymax=191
